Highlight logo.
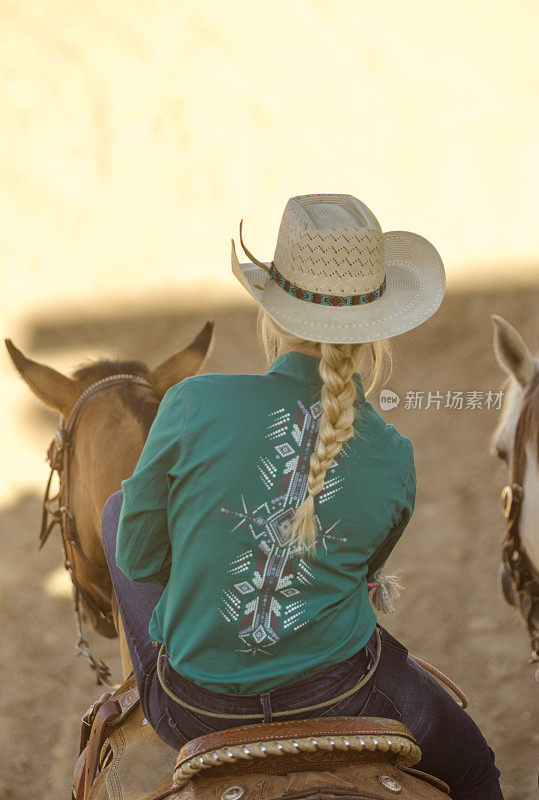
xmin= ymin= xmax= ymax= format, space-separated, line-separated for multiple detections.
xmin=379 ymin=389 xmax=400 ymax=411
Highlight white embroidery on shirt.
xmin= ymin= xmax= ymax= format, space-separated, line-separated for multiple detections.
xmin=219 ymin=400 xmax=348 ymax=656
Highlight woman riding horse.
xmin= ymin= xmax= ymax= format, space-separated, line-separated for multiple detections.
xmin=102 ymin=194 xmax=503 ymax=799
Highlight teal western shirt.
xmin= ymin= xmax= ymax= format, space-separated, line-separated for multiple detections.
xmin=116 ymin=352 xmax=416 ymax=694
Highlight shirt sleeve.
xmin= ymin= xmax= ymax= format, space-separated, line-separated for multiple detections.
xmin=365 ymin=440 xmax=416 ymax=581
xmin=115 ymin=380 xmax=189 ymax=586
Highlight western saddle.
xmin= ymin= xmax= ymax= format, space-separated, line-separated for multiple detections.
xmin=73 ymin=676 xmax=450 ymax=800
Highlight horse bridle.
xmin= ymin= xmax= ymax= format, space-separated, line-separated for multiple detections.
xmin=41 ymin=373 xmax=159 ymax=684
xmin=499 ymin=371 xmax=539 ymax=665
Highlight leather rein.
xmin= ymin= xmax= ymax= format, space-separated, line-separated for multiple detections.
xmin=499 ymin=370 xmax=539 ymax=665
xmin=40 ymin=373 xmax=158 ymax=684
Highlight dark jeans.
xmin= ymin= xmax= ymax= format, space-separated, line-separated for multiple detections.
xmin=102 ymin=491 xmax=503 ymax=800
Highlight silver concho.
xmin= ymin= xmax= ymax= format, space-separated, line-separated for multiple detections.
xmin=221 ymin=786 xmax=245 ymax=800
xmin=378 ymin=774 xmax=402 ymax=793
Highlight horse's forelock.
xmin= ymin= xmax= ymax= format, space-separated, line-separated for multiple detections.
xmin=72 ymin=359 xmax=150 ymax=382
xmin=491 ymin=375 xmax=514 ymax=454
xmin=521 ymin=371 xmax=539 ymax=461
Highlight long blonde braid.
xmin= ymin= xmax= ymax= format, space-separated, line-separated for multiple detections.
xmin=287 ymin=342 xmax=361 ymax=550
xmin=258 ymin=310 xmax=392 ymax=553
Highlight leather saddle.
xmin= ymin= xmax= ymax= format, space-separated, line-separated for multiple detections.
xmin=74 ymin=678 xmax=450 ymax=800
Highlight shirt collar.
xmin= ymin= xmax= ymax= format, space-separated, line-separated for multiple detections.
xmin=267 ymin=351 xmax=366 ymax=402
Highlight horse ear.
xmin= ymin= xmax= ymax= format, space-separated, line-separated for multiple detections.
xmin=491 ymin=315 xmax=533 ymax=388
xmin=5 ymin=339 xmax=79 ymax=416
xmin=150 ymin=320 xmax=215 ymax=397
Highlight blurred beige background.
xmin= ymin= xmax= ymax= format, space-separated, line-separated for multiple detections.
xmin=0 ymin=2 xmax=538 ymax=798
xmin=2 ymin=0 xmax=539 ymax=303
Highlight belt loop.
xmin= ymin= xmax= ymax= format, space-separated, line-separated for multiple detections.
xmin=260 ymin=692 xmax=272 ymax=723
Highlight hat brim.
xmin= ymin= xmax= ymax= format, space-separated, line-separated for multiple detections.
xmin=231 ymin=231 xmax=445 ymax=343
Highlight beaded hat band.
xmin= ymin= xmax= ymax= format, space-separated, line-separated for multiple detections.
xmin=268 ymin=261 xmax=387 ymax=307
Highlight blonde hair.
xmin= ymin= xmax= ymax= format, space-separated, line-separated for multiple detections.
xmin=258 ymin=310 xmax=392 ymax=553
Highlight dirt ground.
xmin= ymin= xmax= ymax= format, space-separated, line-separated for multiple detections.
xmin=0 ymin=284 xmax=537 ymax=799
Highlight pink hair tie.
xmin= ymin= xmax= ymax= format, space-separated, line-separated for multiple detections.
xmin=367 ymin=574 xmax=403 ymax=614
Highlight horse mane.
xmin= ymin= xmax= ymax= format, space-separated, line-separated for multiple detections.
xmin=72 ymin=359 xmax=159 ymax=435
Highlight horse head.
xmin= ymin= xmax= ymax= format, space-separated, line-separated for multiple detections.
xmin=491 ymin=314 xmax=539 ymax=664
xmin=6 ymin=321 xmax=215 ymax=647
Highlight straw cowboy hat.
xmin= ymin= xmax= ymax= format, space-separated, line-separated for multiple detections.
xmin=231 ymin=193 xmax=445 ymax=343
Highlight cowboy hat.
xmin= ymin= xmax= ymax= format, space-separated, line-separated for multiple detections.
xmin=231 ymin=193 xmax=445 ymax=344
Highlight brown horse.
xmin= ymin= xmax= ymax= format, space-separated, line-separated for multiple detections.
xmin=6 ymin=321 xmax=214 ymax=678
